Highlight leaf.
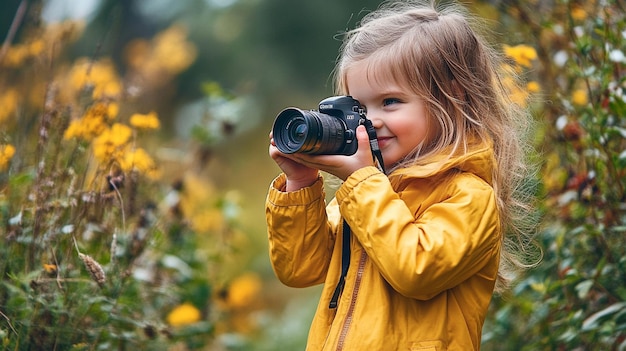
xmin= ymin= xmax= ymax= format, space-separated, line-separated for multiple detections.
xmin=8 ymin=172 xmax=34 ymax=187
xmin=558 ymin=327 xmax=578 ymax=342
xmin=581 ymin=302 xmax=626 ymax=332
xmin=575 ymin=279 xmax=594 ymax=299
xmin=8 ymin=211 xmax=22 ymax=226
xmin=161 ymin=254 xmax=193 ymax=278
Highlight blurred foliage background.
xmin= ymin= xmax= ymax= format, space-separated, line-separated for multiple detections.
xmin=1 ymin=0 xmax=625 ymax=350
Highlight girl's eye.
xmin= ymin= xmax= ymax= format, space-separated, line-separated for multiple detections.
xmin=383 ymin=98 xmax=401 ymax=106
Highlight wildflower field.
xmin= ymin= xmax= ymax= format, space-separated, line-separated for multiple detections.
xmin=1 ymin=0 xmax=625 ymax=350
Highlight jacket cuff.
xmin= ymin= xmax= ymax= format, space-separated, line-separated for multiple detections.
xmin=335 ymin=166 xmax=382 ymax=204
xmin=268 ymin=173 xmax=325 ymax=206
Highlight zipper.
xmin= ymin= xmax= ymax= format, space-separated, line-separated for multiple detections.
xmin=335 ymin=250 xmax=368 ymax=351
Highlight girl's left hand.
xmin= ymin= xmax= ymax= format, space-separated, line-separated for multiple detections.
xmin=288 ymin=125 xmax=375 ymax=180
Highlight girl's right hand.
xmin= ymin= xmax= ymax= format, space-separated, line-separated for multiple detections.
xmin=269 ymin=132 xmax=320 ymax=191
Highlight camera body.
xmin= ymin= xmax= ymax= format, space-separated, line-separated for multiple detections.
xmin=272 ymin=96 xmax=366 ymax=155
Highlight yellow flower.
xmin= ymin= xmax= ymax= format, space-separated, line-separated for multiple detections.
xmin=92 ymin=123 xmax=133 ymax=162
xmin=120 ymin=147 xmax=158 ymax=177
xmin=152 ymin=25 xmax=197 ymax=74
xmin=107 ymin=103 xmax=120 ymax=120
xmin=224 ymin=272 xmax=262 ymax=309
xmin=503 ymin=44 xmax=538 ymax=68
xmin=2 ymin=44 xmax=28 ymax=67
xmin=0 ymin=144 xmax=16 ymax=171
xmin=572 ymin=89 xmax=588 ymax=106
xmin=63 ymin=121 xmax=83 ymax=140
xmin=124 ymin=25 xmax=197 ymax=82
xmin=542 ymin=152 xmax=569 ymax=193
xmin=527 ymin=81 xmax=541 ymax=93
xmin=43 ymin=264 xmax=58 ymax=274
xmin=69 ymin=58 xmax=122 ymax=99
xmin=107 ymin=123 xmax=133 ymax=145
xmin=28 ymin=39 xmax=45 ymax=56
xmin=166 ymin=303 xmax=201 ymax=327
xmin=571 ymin=6 xmax=587 ymax=21
xmin=93 ymin=80 xmax=122 ymax=100
xmin=63 ymin=102 xmax=114 ymax=141
xmin=501 ymin=75 xmax=529 ymax=107
xmin=130 ymin=111 xmax=160 ymax=130
xmin=509 ymin=87 xmax=529 ymax=107
xmin=0 ymin=89 xmax=19 ymax=123
xmin=177 ymin=174 xmax=224 ymax=232
xmin=3 ymin=22 xmax=79 ymax=64
xmin=124 ymin=39 xmax=151 ymax=69
xmin=190 ymin=208 xmax=224 ymax=233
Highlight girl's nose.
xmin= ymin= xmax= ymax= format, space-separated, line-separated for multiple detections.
xmin=368 ymin=116 xmax=384 ymax=129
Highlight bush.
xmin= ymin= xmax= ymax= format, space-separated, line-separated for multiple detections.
xmin=0 ymin=16 xmax=242 ymax=351
xmin=482 ymin=0 xmax=626 ymax=349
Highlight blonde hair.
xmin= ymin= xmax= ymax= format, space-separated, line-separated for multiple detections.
xmin=334 ymin=0 xmax=539 ymax=292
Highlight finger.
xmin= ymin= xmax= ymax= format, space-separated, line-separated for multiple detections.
xmin=356 ymin=125 xmax=372 ymax=154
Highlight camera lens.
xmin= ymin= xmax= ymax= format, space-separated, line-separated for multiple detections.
xmin=289 ymin=121 xmax=308 ymax=145
xmin=272 ymin=108 xmax=346 ymax=154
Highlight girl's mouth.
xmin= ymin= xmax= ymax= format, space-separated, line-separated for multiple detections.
xmin=376 ymin=136 xmax=392 ymax=148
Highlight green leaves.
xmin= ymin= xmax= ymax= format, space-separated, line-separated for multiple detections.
xmin=482 ymin=0 xmax=626 ymax=349
xmin=581 ymin=302 xmax=626 ymax=332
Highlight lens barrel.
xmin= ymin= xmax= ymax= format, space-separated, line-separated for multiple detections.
xmin=272 ymin=108 xmax=346 ymax=154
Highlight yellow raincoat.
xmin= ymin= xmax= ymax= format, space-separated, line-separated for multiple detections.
xmin=266 ymin=142 xmax=500 ymax=350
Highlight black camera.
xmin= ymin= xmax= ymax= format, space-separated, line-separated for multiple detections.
xmin=272 ymin=96 xmax=366 ymax=155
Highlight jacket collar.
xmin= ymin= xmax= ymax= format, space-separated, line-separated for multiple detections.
xmin=389 ymin=139 xmax=496 ymax=186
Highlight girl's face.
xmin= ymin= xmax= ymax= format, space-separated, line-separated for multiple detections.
xmin=345 ymin=61 xmax=433 ymax=169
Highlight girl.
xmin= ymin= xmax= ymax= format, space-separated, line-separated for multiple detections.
xmin=266 ymin=0 xmax=536 ymax=349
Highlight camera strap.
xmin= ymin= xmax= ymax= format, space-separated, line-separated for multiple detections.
xmin=362 ymin=118 xmax=386 ymax=175
xmin=329 ymin=219 xmax=351 ymax=309
xmin=328 ymin=118 xmax=386 ymax=310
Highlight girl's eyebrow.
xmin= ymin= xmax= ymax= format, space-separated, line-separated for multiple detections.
xmin=378 ymin=89 xmax=408 ymax=98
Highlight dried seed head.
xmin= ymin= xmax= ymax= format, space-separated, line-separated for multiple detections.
xmin=79 ymin=253 xmax=106 ymax=287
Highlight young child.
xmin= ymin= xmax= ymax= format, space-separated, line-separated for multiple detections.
xmin=266 ymin=0 xmax=536 ymax=349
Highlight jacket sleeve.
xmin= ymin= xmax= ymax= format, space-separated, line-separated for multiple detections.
xmin=335 ymin=166 xmax=500 ymax=300
xmin=265 ymin=173 xmax=338 ymax=288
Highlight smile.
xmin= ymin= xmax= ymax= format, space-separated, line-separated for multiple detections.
xmin=376 ymin=136 xmax=393 ymax=148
